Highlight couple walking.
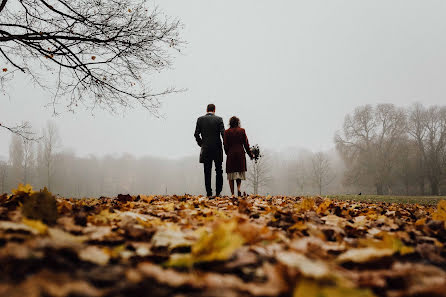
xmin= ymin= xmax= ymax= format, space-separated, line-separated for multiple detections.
xmin=194 ymin=104 xmax=254 ymax=197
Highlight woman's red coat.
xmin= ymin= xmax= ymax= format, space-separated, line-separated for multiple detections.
xmin=224 ymin=127 xmax=252 ymax=173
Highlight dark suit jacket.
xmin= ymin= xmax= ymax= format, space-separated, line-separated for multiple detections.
xmin=224 ymin=127 xmax=252 ymax=173
xmin=194 ymin=113 xmax=225 ymax=163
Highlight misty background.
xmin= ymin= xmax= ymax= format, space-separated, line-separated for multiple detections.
xmin=2 ymin=1 xmax=446 ymax=196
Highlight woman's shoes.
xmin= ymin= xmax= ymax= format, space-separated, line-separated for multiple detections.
xmin=237 ymin=191 xmax=242 ymax=197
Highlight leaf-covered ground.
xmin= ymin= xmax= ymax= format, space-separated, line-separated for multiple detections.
xmin=1 ymin=185 xmax=446 ymax=297
xmin=329 ymin=194 xmax=446 ymax=206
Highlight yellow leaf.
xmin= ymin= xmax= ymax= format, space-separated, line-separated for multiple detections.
xmin=293 ymin=278 xmax=319 ymax=297
xmin=192 ymin=219 xmax=244 ymax=262
xmin=22 ymin=218 xmax=48 ymax=235
xmin=12 ymin=183 xmax=34 ymax=195
xmin=165 ymin=253 xmax=193 ymax=267
xmin=161 ymin=202 xmax=175 ymax=212
xmin=289 ymin=221 xmax=308 ymax=231
xmin=296 ymin=198 xmax=316 ymax=212
xmin=433 ymin=200 xmax=446 ymax=221
xmin=358 ymin=232 xmax=414 ymax=255
xmin=166 ymin=219 xmax=244 ymax=267
xmin=136 ymin=217 xmax=162 ymax=228
xmin=104 ymin=244 xmax=126 ymax=259
xmin=294 ymin=279 xmax=377 ymax=297
xmin=415 ymin=218 xmax=426 ymax=226
xmin=88 ymin=209 xmax=121 ymax=225
xmin=317 ymin=199 xmax=332 ymax=215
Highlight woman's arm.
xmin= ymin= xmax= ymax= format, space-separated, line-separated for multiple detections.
xmin=243 ymin=130 xmax=253 ymax=159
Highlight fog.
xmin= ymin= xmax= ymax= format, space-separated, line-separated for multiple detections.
xmin=2 ymin=1 xmax=446 ymax=196
xmin=2 ymin=102 xmax=445 ymax=197
xmin=1 ymin=127 xmax=345 ymax=197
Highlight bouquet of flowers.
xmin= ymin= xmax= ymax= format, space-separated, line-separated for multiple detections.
xmin=250 ymin=144 xmax=261 ymax=163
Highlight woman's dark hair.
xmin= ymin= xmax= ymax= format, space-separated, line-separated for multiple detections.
xmin=229 ymin=116 xmax=240 ymax=128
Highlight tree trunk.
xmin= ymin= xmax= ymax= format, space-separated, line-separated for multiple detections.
xmin=419 ymin=179 xmax=425 ymax=196
xmin=47 ymin=164 xmax=51 ymax=191
xmin=430 ymin=178 xmax=439 ymax=196
xmin=376 ymin=183 xmax=383 ymax=195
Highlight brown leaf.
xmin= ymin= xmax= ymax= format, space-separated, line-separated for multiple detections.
xmin=21 ymin=187 xmax=58 ymax=225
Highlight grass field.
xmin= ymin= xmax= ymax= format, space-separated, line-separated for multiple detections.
xmin=326 ymin=194 xmax=446 ymax=205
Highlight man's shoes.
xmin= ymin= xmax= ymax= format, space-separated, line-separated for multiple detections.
xmin=216 ymin=192 xmax=221 ymax=197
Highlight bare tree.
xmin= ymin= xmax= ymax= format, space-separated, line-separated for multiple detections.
xmin=22 ymin=138 xmax=34 ymax=184
xmin=247 ymin=152 xmax=271 ymax=195
xmin=295 ymin=159 xmax=308 ymax=195
xmin=0 ymin=0 xmax=183 ymax=114
xmin=8 ymin=134 xmax=23 ymax=185
xmin=311 ymin=152 xmax=334 ymax=195
xmin=395 ymin=139 xmax=417 ymax=195
xmin=335 ymin=105 xmax=377 ymax=193
xmin=423 ymin=106 xmax=446 ymax=195
xmin=407 ymin=103 xmax=428 ymax=194
xmin=42 ymin=121 xmax=60 ymax=191
xmin=373 ymin=104 xmax=407 ymax=194
xmin=0 ymin=161 xmax=8 ymax=193
xmin=336 ymin=104 xmax=407 ymax=195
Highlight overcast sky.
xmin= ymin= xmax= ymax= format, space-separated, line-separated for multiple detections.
xmin=1 ymin=0 xmax=446 ymax=160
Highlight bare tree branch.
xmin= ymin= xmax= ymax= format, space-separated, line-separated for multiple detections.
xmin=0 ymin=0 xmax=8 ymax=13
xmin=0 ymin=0 xmax=184 ymax=114
xmin=0 ymin=121 xmax=40 ymax=141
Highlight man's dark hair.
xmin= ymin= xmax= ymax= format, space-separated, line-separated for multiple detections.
xmin=229 ymin=116 xmax=240 ymax=128
xmin=207 ymin=104 xmax=216 ymax=112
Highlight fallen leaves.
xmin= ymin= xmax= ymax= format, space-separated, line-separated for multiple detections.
xmin=0 ymin=186 xmax=445 ymax=297
xmin=78 ymin=246 xmax=110 ymax=265
xmin=293 ymin=278 xmax=376 ymax=297
xmin=166 ymin=219 xmax=244 ymax=267
xmin=12 ymin=183 xmax=34 ymax=195
xmin=22 ymin=218 xmax=48 ymax=235
xmin=433 ymin=199 xmax=446 ymax=222
xmin=21 ymin=187 xmax=58 ymax=224
xmin=337 ymin=247 xmax=394 ymax=264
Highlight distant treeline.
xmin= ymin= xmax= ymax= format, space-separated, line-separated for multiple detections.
xmin=0 ymin=122 xmax=344 ymax=197
xmin=336 ymin=103 xmax=446 ymax=196
xmin=1 ymin=102 xmax=445 ymax=196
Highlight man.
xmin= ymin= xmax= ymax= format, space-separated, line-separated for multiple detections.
xmin=194 ymin=104 xmax=225 ymax=197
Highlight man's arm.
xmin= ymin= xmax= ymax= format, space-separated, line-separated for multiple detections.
xmin=218 ymin=117 xmax=225 ymax=142
xmin=223 ymin=130 xmax=228 ymax=155
xmin=194 ymin=118 xmax=203 ymax=147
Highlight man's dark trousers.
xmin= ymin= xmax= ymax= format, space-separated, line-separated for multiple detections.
xmin=204 ymin=159 xmax=223 ymax=196
xmin=194 ymin=112 xmax=225 ymax=197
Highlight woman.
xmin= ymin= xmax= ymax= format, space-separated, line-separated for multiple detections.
xmin=224 ymin=116 xmax=253 ymax=196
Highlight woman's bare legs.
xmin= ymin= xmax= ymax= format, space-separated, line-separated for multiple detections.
xmin=236 ymin=179 xmax=242 ymax=196
xmin=229 ymin=179 xmax=235 ymax=196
